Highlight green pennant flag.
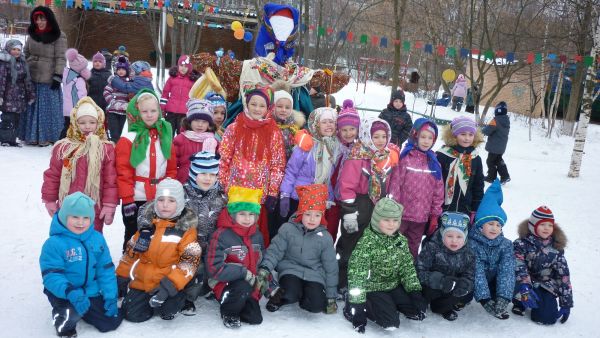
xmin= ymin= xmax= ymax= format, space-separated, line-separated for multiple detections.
xmin=199 ymin=3 xmax=204 ymax=11
xmin=535 ymin=53 xmax=543 ymax=64
xmin=583 ymin=56 xmax=594 ymax=67
xmin=484 ymin=49 xmax=494 ymax=60
xmin=54 ymin=0 xmax=62 ymax=7
xmin=360 ymin=34 xmax=368 ymax=44
xmin=447 ymin=47 xmax=456 ymax=58
xmin=402 ymin=40 xmax=410 ymax=52
xmin=135 ymin=0 xmax=140 ymax=8
xmin=26 ymin=0 xmax=34 ymax=5
xmin=92 ymin=0 xmax=97 ymax=8
xmin=318 ymin=26 xmax=325 ymax=37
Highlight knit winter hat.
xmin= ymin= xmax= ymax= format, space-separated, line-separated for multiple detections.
xmin=495 ymin=101 xmax=508 ymax=116
xmin=66 ymin=48 xmax=90 ymax=79
xmin=227 ymin=186 xmax=263 ymax=216
xmin=188 ymin=151 xmax=220 ymax=181
xmin=75 ymin=101 xmax=99 ymax=120
xmin=440 ymin=211 xmax=470 ymax=237
xmin=474 ymin=179 xmax=507 ymax=228
xmin=92 ymin=51 xmax=106 ymax=68
xmin=273 ymin=90 xmax=293 ymax=105
xmin=58 ymin=192 xmax=96 ymax=226
xmin=295 ymin=184 xmax=328 ymax=217
xmin=178 ymin=54 xmax=191 ymax=67
xmin=153 ymin=178 xmax=186 ymax=218
xmin=450 ymin=116 xmax=477 ymax=136
xmin=131 ymin=60 xmax=151 ymax=75
xmin=409 ymin=117 xmax=438 ymax=145
xmin=114 ymin=56 xmax=130 ymax=76
xmin=528 ymin=206 xmax=554 ymax=236
xmin=4 ymin=39 xmax=23 ymax=52
xmin=371 ymin=121 xmax=389 ymax=136
xmin=245 ymin=86 xmax=274 ymax=110
xmin=337 ymin=99 xmax=360 ymax=129
xmin=370 ymin=197 xmax=404 ymax=233
xmin=206 ymin=92 xmax=227 ymax=108
xmin=186 ymin=98 xmax=214 ymax=124
xmin=391 ymin=89 xmax=405 ymax=103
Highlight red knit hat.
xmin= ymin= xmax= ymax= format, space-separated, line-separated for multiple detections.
xmin=294 ymin=184 xmax=328 ymax=224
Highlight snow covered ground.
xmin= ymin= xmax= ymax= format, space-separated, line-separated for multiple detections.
xmin=1 ymin=79 xmax=598 ymax=337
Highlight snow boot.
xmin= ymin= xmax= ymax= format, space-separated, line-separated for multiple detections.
xmin=442 ymin=310 xmax=458 ymax=321
xmin=180 ymin=300 xmax=196 ymax=316
xmin=266 ymin=287 xmax=285 ymax=312
xmin=57 ymin=329 xmax=77 ymax=338
xmin=512 ymin=303 xmax=525 ymax=316
xmin=222 ymin=315 xmax=241 ymax=329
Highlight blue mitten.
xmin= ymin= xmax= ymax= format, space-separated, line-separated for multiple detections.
xmin=66 ymin=288 xmax=90 ymax=316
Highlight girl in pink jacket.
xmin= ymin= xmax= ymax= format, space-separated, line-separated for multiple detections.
xmin=61 ymin=48 xmax=90 ymax=138
xmin=160 ymin=55 xmax=200 ymax=135
xmin=389 ymin=118 xmax=444 ymax=258
xmin=42 ymin=97 xmax=118 ymax=233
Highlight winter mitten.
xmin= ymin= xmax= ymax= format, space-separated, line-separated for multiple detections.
xmin=343 ymin=212 xmax=359 ymax=233
xmin=441 ymin=277 xmax=457 ymax=294
xmin=326 ymin=298 xmax=338 ymax=314
xmin=149 ymin=278 xmax=178 ymax=308
xmin=44 ymin=201 xmax=58 ymax=217
xmin=408 ymin=291 xmax=428 ymax=320
xmin=99 ymin=204 xmax=117 ymax=225
xmin=50 ymin=74 xmax=62 ymax=90
xmin=264 ymin=196 xmax=278 ymax=213
xmin=349 ymin=303 xmax=367 ymax=334
xmin=244 ymin=269 xmax=257 ymax=287
xmin=279 ymin=197 xmax=290 ymax=218
xmin=117 ymin=276 xmax=130 ymax=298
xmin=326 ymin=201 xmax=336 ymax=209
xmin=426 ymin=216 xmax=438 ymax=236
xmin=255 ymin=267 xmax=270 ymax=295
xmin=518 ymin=284 xmax=539 ymax=309
xmin=557 ymin=307 xmax=570 ymax=323
xmin=104 ymin=298 xmax=119 ymax=317
xmin=294 ymin=129 xmax=313 ymax=151
xmin=123 ymin=203 xmax=138 ymax=218
xmin=133 ymin=227 xmax=154 ymax=253
xmin=66 ymin=288 xmax=91 ymax=316
xmin=452 ymin=278 xmax=471 ymax=298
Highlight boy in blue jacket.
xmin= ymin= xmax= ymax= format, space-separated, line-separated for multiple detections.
xmin=40 ymin=192 xmax=122 ymax=337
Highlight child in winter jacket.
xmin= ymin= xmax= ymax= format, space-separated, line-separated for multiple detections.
xmin=218 ymin=86 xmax=286 ymax=246
xmin=0 ymin=39 xmax=34 ymax=146
xmin=417 ymin=211 xmax=475 ymax=321
xmin=345 ymin=198 xmax=427 ymax=333
xmin=110 ymin=60 xmax=154 ymax=94
xmin=451 ymin=74 xmax=468 ymax=111
xmin=389 ymin=118 xmax=444 ymax=258
xmin=103 ymin=56 xmax=130 ymax=142
xmin=160 ymin=55 xmax=200 ymax=135
xmin=42 ymin=97 xmax=118 ymax=233
xmin=206 ymin=92 xmax=227 ymax=142
xmin=512 ymin=206 xmax=573 ymax=325
xmin=260 ymin=184 xmax=339 ymax=314
xmin=483 ymin=102 xmax=511 ymax=184
xmin=40 ymin=192 xmax=122 ymax=337
xmin=116 ymin=179 xmax=202 ymax=322
xmin=206 ymin=186 xmax=267 ymax=329
xmin=173 ymin=99 xmax=218 ymax=183
xmin=336 ymin=116 xmax=400 ymax=292
xmin=469 ymin=179 xmax=515 ymax=320
xmin=87 ymin=51 xmax=111 ymax=113
xmin=379 ymin=89 xmax=413 ymax=147
xmin=115 ymin=89 xmax=177 ymax=251
xmin=436 ymin=116 xmax=485 ymax=219
xmin=61 ymin=48 xmax=90 ymax=138
xmin=278 ymin=107 xmax=340 ymax=238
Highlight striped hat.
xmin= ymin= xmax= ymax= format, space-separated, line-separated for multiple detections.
xmin=188 ymin=151 xmax=220 ymax=188
xmin=337 ymin=99 xmax=360 ymax=130
xmin=227 ymin=186 xmax=263 ymax=215
xmin=186 ymin=99 xmax=214 ymax=123
xmin=451 ymin=116 xmax=477 ymax=136
xmin=528 ymin=206 xmax=554 ymax=236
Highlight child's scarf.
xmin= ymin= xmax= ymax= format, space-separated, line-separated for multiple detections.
xmin=307 ymin=109 xmax=339 ymax=185
xmin=233 ymin=110 xmax=278 ymax=161
xmin=438 ymin=145 xmax=478 ymax=206
xmin=183 ymin=130 xmax=215 ymax=144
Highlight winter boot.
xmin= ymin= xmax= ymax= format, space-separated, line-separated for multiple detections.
xmin=160 ymin=313 xmax=175 ymax=320
xmin=453 ymin=301 xmax=469 ymax=311
xmin=180 ymin=300 xmax=196 ymax=316
xmin=512 ymin=303 xmax=525 ymax=316
xmin=266 ymin=287 xmax=285 ymax=312
xmin=222 ymin=315 xmax=241 ymax=329
xmin=500 ymin=177 xmax=511 ymax=185
xmin=442 ymin=310 xmax=458 ymax=321
xmin=57 ymin=329 xmax=77 ymax=338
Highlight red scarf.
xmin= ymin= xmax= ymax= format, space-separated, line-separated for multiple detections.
xmin=217 ymin=211 xmax=258 ymax=274
xmin=233 ymin=112 xmax=278 ymax=162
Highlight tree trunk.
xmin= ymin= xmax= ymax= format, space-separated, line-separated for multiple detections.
xmin=303 ymin=0 xmax=310 ymax=63
xmin=561 ymin=61 xmax=585 ymax=135
xmin=390 ymin=0 xmax=407 ymax=95
xmin=547 ymin=63 xmax=565 ymax=138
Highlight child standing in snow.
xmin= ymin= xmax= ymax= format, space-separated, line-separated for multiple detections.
xmin=42 ymin=97 xmax=118 ymax=233
xmin=416 ymin=211 xmax=475 ymax=321
xmin=160 ymin=55 xmax=200 ymax=135
xmin=345 ymin=198 xmax=427 ymax=333
xmin=115 ymin=89 xmax=177 ymax=251
xmin=173 ymin=99 xmax=218 ymax=184
xmin=103 ymin=56 xmax=130 ymax=142
xmin=87 ymin=51 xmax=111 ymax=113
xmin=389 ymin=118 xmax=444 ymax=258
xmin=379 ymin=89 xmax=413 ymax=147
xmin=260 ymin=184 xmax=339 ymax=314
xmin=483 ymin=101 xmax=511 ymax=184
xmin=61 ymin=48 xmax=90 ymax=139
xmin=206 ymin=92 xmax=228 ymax=142
xmin=206 ymin=186 xmax=267 ymax=329
xmin=40 ymin=192 xmax=122 ymax=338
xmin=512 ymin=206 xmax=573 ymax=325
xmin=469 ymin=179 xmax=515 ymax=320
xmin=116 ymin=179 xmax=202 ymax=322
xmin=436 ymin=116 xmax=485 ymax=220
xmin=336 ymin=117 xmax=400 ymax=293
xmin=451 ymin=74 xmax=468 ymax=111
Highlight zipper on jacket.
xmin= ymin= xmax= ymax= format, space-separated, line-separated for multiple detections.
xmin=79 ymin=239 xmax=89 ymax=291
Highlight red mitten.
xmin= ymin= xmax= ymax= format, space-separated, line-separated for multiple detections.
xmin=44 ymin=201 xmax=58 ymax=217
xmin=99 ymin=204 xmax=117 ymax=225
xmin=294 ymin=129 xmax=313 ymax=151
xmin=426 ymin=216 xmax=438 ymax=236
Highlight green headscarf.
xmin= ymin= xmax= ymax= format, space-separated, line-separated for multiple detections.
xmin=126 ymin=89 xmax=173 ymax=167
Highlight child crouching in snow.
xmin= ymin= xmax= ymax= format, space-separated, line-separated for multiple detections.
xmin=512 ymin=206 xmax=573 ymax=325
xmin=345 ymin=198 xmax=427 ymax=333
xmin=116 ymin=179 xmax=202 ymax=322
xmin=207 ymin=186 xmax=267 ymax=329
xmin=40 ymin=192 xmax=122 ymax=337
xmin=416 ymin=211 xmax=475 ymax=321
xmin=469 ymin=179 xmax=515 ymax=320
xmin=259 ymin=184 xmax=338 ymax=314
xmin=42 ymin=97 xmax=118 ymax=233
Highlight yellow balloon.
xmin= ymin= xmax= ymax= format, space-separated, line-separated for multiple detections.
xmin=166 ymin=14 xmax=175 ymax=28
xmin=442 ymin=69 xmax=456 ymax=83
xmin=231 ymin=21 xmax=243 ymax=31
xmin=233 ymin=29 xmax=245 ymax=40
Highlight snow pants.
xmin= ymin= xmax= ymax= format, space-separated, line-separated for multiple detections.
xmin=219 ymin=279 xmax=263 ymax=324
xmin=278 ymin=274 xmax=327 ymax=313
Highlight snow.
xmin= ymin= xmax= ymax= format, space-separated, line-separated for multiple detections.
xmin=2 ymin=79 xmax=598 ymax=337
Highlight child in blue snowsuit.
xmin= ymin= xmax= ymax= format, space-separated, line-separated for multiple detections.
xmin=468 ymin=180 xmax=515 ymax=320
xmin=40 ymin=192 xmax=122 ymax=337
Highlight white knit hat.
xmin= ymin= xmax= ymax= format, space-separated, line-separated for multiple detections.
xmin=76 ymin=102 xmax=99 ymax=120
xmin=154 ymin=178 xmax=186 ymax=218
xmin=273 ymin=90 xmax=293 ymax=105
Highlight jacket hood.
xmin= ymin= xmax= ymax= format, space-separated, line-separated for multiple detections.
xmin=517 ymin=219 xmax=567 ymax=251
xmin=49 ymin=214 xmax=94 ymax=241
xmin=359 ymin=116 xmax=391 ymax=151
xmin=28 ymin=6 xmax=62 ymax=44
xmin=138 ymin=202 xmax=198 ymax=232
xmin=440 ymin=123 xmax=484 ymax=147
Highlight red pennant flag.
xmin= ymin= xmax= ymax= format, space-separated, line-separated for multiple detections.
xmin=559 ymin=55 xmax=567 ymax=63
xmin=157 ymin=0 xmax=163 ymax=8
xmin=495 ymin=50 xmax=506 ymax=58
xmin=414 ymin=41 xmax=423 ymax=49
xmin=309 ymin=25 xmax=315 ymax=31
xmin=526 ymin=52 xmax=534 ymax=64
xmin=120 ymin=0 xmax=126 ymax=9
xmin=393 ymin=39 xmax=401 ymax=46
xmin=371 ymin=35 xmax=379 ymax=46
xmin=184 ymin=0 xmax=190 ymax=9
xmin=471 ymin=48 xmax=480 ymax=55
xmin=347 ymin=31 xmax=354 ymax=41
xmin=45 ymin=0 xmax=51 ymax=5
xmin=326 ymin=27 xmax=333 ymax=35
xmin=574 ymin=55 xmax=583 ymax=62
xmin=437 ymin=45 xmax=446 ymax=56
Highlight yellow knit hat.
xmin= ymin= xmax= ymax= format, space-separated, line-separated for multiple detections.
xmin=227 ymin=186 xmax=263 ymax=215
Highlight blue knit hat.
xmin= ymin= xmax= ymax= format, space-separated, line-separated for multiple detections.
xmin=188 ymin=151 xmax=220 ymax=189
xmin=495 ymin=101 xmax=508 ymax=116
xmin=474 ymin=179 xmax=507 ymax=228
xmin=58 ymin=192 xmax=96 ymax=225
xmin=440 ymin=211 xmax=470 ymax=237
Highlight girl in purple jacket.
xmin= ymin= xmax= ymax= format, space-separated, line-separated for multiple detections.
xmin=389 ymin=118 xmax=444 ymax=258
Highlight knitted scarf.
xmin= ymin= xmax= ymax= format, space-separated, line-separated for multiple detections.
xmin=7 ymin=54 xmax=31 ymax=85
xmin=438 ymin=145 xmax=478 ymax=206
xmin=233 ymin=111 xmax=279 ymax=161
xmin=183 ymin=130 xmax=215 ymax=143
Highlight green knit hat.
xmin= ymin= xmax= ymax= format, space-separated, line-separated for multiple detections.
xmin=370 ymin=197 xmax=404 ymax=233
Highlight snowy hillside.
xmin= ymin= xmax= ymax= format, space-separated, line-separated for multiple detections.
xmin=1 ymin=80 xmax=597 ymax=337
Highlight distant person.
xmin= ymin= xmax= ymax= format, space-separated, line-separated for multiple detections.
xmin=309 ymin=85 xmax=336 ymax=112
xmin=465 ymin=85 xmax=480 ymax=113
xmin=482 ymin=102 xmax=511 ymax=184
xmin=87 ymin=51 xmax=111 ymax=113
xmin=379 ymin=89 xmax=412 ymax=147
xmin=450 ymin=74 xmax=467 ymax=111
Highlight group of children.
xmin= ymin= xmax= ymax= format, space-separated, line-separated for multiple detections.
xmin=35 ymin=57 xmax=572 ymax=336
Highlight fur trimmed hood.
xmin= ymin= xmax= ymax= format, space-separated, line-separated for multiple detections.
xmin=138 ymin=202 xmax=198 ymax=232
xmin=517 ymin=219 xmax=567 ymax=251
xmin=168 ymin=66 xmax=200 ymax=81
xmin=440 ymin=123 xmax=485 ymax=148
xmin=292 ymin=110 xmax=306 ymax=127
xmin=28 ymin=6 xmax=62 ymax=44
